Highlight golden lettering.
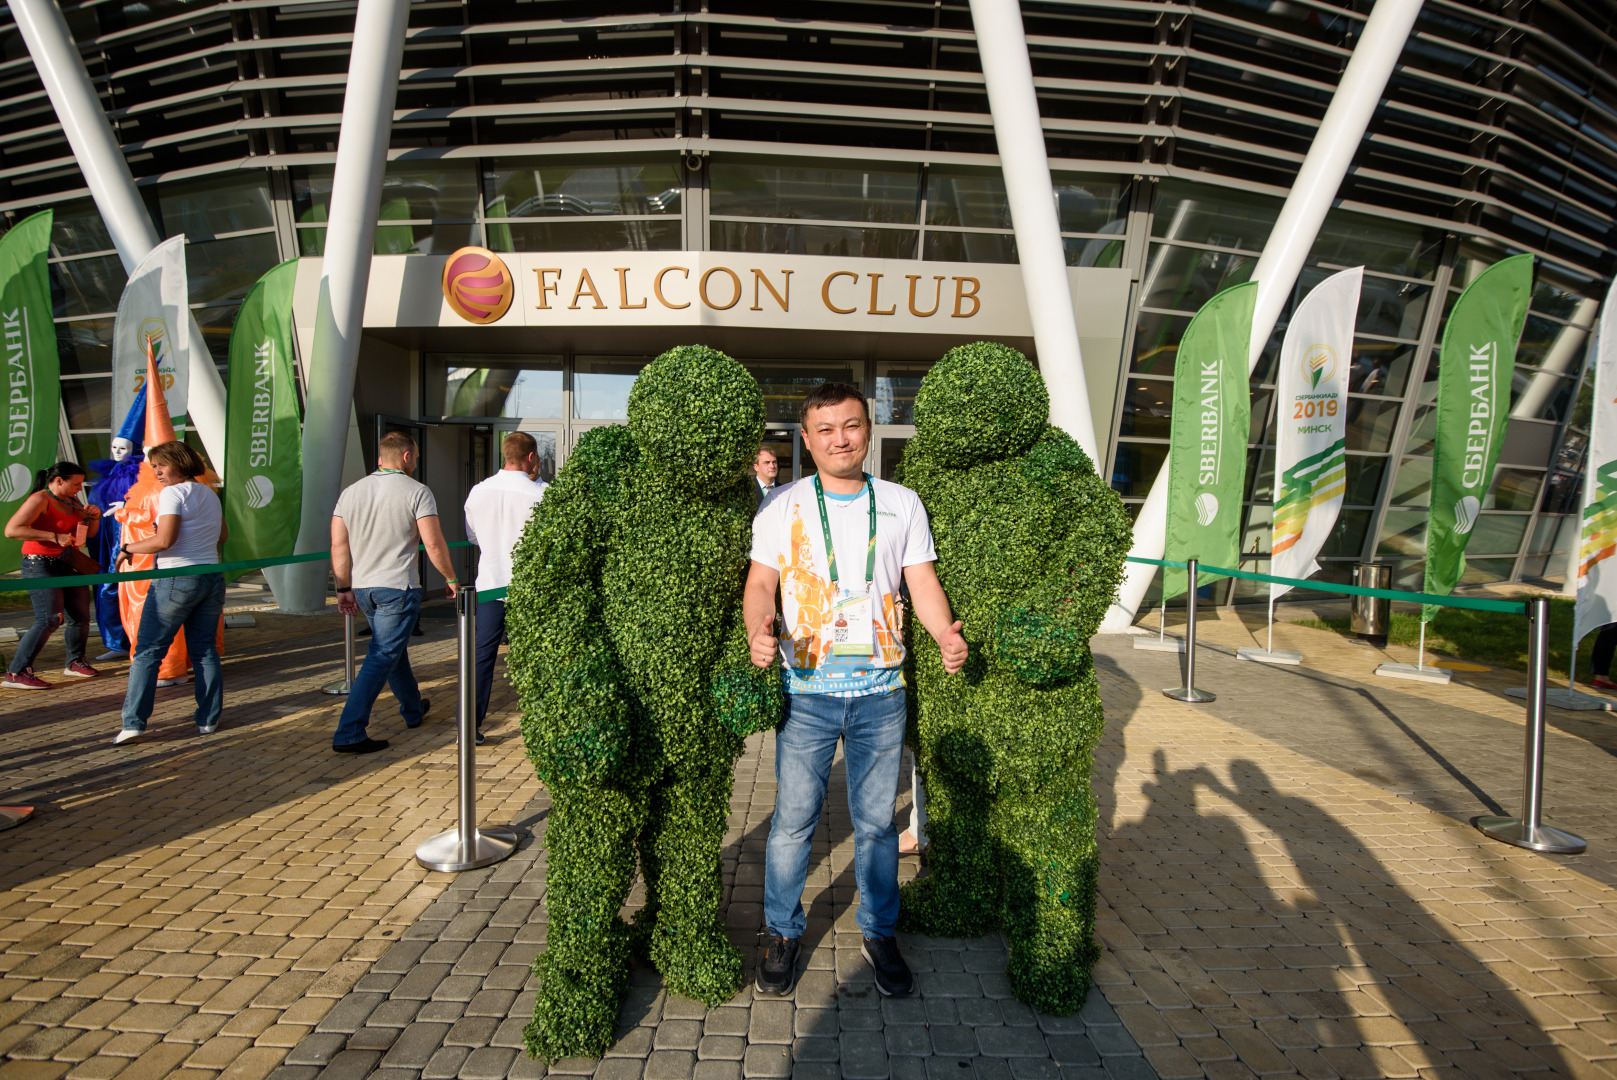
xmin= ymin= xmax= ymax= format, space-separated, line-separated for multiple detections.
xmin=906 ymin=274 xmax=945 ymax=317
xmin=821 ymin=271 xmax=859 ymax=315
xmin=700 ymin=266 xmax=743 ymax=311
xmin=750 ymin=268 xmax=792 ymax=312
xmin=867 ymin=273 xmax=896 ymax=316
xmin=654 ymin=266 xmax=691 ymax=310
xmin=534 ymin=268 xmax=562 ymax=310
xmin=569 ymin=268 xmax=606 ymax=310
xmin=952 ymin=276 xmax=981 ymax=318
xmin=614 ymin=267 xmax=647 ymax=309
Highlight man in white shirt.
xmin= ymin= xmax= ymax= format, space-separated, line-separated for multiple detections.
xmin=464 ymin=432 xmax=547 ymax=743
xmin=744 ymin=383 xmax=968 ymax=999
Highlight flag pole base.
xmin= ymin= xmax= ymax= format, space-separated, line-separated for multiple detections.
xmin=1503 ymin=687 xmax=1612 ymax=711
xmin=321 ymin=680 xmax=351 ymax=695
xmin=1162 ymin=686 xmax=1216 ymax=703
xmin=1475 ymin=816 xmax=1586 ymax=855
xmin=0 ymin=806 xmax=35 ymax=832
xmin=415 ymin=825 xmax=520 ymax=873
xmin=1134 ymin=638 xmax=1183 ymax=653
xmin=1236 ymin=647 xmax=1302 ymax=666
xmin=1375 ymin=662 xmax=1452 ymax=684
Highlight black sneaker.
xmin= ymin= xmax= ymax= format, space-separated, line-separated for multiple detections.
xmin=754 ymin=930 xmax=800 ymax=996
xmin=862 ymin=935 xmax=914 ymax=997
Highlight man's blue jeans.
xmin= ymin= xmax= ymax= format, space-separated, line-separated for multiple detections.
xmin=473 ymin=599 xmax=505 ymax=729
xmin=121 ymin=574 xmax=225 ymax=732
xmin=333 ymin=587 xmax=425 ymax=748
xmin=764 ymin=688 xmax=906 ymax=940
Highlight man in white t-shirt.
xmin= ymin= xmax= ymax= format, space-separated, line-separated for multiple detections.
xmin=744 ymin=383 xmax=968 ymax=999
xmin=463 ymin=432 xmax=547 ymax=744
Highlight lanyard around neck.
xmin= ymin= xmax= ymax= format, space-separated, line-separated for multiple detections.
xmin=813 ymin=473 xmax=876 ymax=591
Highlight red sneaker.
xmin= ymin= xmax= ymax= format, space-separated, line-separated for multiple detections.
xmin=1590 ymin=675 xmax=1617 ymax=690
xmin=3 ymin=669 xmax=50 ymax=690
xmin=61 ymin=660 xmax=98 ymax=679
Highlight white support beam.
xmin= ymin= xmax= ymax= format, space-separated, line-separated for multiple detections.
xmin=968 ymin=0 xmax=1100 ymax=467
xmin=11 ymin=0 xmax=229 ymax=476
xmin=1100 ymin=0 xmax=1427 ymax=632
xmin=277 ymin=0 xmax=412 ymax=613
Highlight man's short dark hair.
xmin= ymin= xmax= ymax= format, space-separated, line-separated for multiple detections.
xmin=502 ymin=431 xmax=538 ymax=465
xmin=800 ymin=382 xmax=869 ymax=424
xmin=378 ymin=430 xmax=417 ymax=461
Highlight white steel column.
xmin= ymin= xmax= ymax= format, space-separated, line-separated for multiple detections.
xmin=12 ymin=0 xmax=229 ymax=473
xmin=1100 ymin=0 xmax=1425 ymax=632
xmin=279 ymin=0 xmax=411 ymax=613
xmin=968 ymin=0 xmax=1100 ymax=466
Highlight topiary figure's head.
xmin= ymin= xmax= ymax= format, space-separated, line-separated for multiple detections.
xmin=628 ymin=345 xmax=766 ymax=494
xmin=913 ymin=341 xmax=1049 ymax=468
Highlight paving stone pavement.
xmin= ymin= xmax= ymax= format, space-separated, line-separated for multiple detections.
xmin=270 ymin=732 xmax=1156 ymax=1080
xmin=4 ymin=600 xmax=1617 ymax=1079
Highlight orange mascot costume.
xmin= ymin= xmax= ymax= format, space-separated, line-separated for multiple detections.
xmin=116 ymin=344 xmax=223 ymax=679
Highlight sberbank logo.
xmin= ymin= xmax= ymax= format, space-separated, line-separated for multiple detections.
xmin=243 ymin=474 xmax=274 ymax=509
xmin=1195 ymin=491 xmax=1220 ymax=526
xmin=1304 ymin=343 xmax=1336 ymax=390
xmin=442 ymin=247 xmax=514 ymax=324
xmin=0 ymin=462 xmax=30 ymax=502
xmin=1453 ymin=495 xmax=1480 ymax=535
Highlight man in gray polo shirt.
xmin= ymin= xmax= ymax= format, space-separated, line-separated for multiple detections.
xmin=330 ymin=431 xmax=460 ymax=753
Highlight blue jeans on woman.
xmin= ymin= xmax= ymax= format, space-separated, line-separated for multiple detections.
xmin=121 ymin=573 xmax=226 ymax=732
xmin=764 ymin=687 xmax=907 ymax=940
xmin=10 ymin=554 xmax=91 ymax=675
xmin=333 ymin=587 xmax=425 ymax=748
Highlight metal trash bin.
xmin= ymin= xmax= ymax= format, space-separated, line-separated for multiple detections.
xmin=1351 ymin=563 xmax=1391 ymax=647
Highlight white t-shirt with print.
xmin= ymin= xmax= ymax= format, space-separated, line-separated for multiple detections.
xmin=750 ymin=475 xmax=936 ymax=697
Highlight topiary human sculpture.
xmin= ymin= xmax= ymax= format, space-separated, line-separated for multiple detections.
xmin=505 ymin=345 xmax=785 ymax=1060
xmin=896 ymin=341 xmax=1131 ymax=1014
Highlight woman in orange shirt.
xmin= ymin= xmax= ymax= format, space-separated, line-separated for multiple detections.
xmin=3 ymin=462 xmax=102 ymax=689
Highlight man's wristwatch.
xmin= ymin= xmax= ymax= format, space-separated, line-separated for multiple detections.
xmin=336 ymin=587 xmax=353 ymax=594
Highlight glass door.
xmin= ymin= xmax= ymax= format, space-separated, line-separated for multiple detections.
xmin=868 ymin=425 xmax=915 ymax=482
xmin=509 ymin=420 xmax=563 ymax=483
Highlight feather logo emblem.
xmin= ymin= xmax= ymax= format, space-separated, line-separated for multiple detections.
xmin=1195 ymin=492 xmax=1220 ymax=526
xmin=0 ymin=463 xmax=31 ymax=502
xmin=441 ymin=247 xmax=514 ymax=324
xmin=1453 ymin=495 xmax=1480 ymax=535
xmin=244 ymin=474 xmax=274 ymax=509
xmin=1303 ymin=344 xmax=1336 ymax=391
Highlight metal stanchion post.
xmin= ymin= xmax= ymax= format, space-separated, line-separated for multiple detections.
xmin=415 ymin=587 xmax=519 ymax=872
xmin=1163 ymin=559 xmax=1216 ymax=703
xmin=322 ymin=612 xmax=356 ymax=695
xmin=1477 ymin=597 xmax=1586 ymax=854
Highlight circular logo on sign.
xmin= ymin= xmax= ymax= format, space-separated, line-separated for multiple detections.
xmin=1453 ymin=495 xmax=1480 ymax=535
xmin=0 ymin=463 xmax=31 ymax=502
xmin=1195 ymin=491 xmax=1220 ymax=527
xmin=244 ymin=474 xmax=274 ymax=509
xmin=1303 ymin=344 xmax=1336 ymax=391
xmin=442 ymin=247 xmax=514 ymax=324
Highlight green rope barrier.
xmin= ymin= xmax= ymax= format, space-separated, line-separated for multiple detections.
xmin=0 ymin=539 xmax=482 ymax=594
xmin=1125 ymin=556 xmax=1529 ymax=615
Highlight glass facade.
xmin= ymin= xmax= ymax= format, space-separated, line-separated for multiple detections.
xmin=1 ymin=0 xmax=1614 ymax=596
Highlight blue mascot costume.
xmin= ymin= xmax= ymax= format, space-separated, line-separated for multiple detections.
xmin=86 ymin=387 xmax=146 ymax=658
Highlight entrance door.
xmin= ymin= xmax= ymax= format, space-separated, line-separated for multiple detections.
xmin=760 ymin=426 xmax=801 ymax=486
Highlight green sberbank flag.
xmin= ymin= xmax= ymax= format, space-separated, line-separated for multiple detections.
xmin=1422 ymin=254 xmax=1533 ymax=621
xmin=1163 ymin=280 xmax=1257 ymax=599
xmin=222 ymin=260 xmax=302 ymax=574
xmin=0 ymin=211 xmax=57 ymax=575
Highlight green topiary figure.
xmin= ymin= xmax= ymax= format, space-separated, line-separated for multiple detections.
xmin=505 ymin=345 xmax=785 ymax=1060
xmin=896 ymin=341 xmax=1131 ymax=1014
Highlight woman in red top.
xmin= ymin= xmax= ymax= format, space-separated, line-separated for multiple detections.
xmin=3 ymin=462 xmax=102 ymax=689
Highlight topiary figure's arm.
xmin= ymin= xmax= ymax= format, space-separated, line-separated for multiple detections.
xmin=710 ymin=607 xmax=785 ymax=739
xmin=506 ymin=430 xmax=636 ymax=788
xmin=991 ymin=429 xmax=1133 ymax=686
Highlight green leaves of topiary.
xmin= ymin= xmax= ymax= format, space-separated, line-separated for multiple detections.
xmin=897 ymin=341 xmax=1131 ymax=1015
xmin=506 ymin=345 xmax=781 ymax=1060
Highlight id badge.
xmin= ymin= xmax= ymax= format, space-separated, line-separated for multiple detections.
xmin=830 ymin=589 xmax=875 ymax=656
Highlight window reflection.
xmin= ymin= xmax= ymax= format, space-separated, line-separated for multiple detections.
xmin=716 ymin=221 xmax=916 ymax=259
xmin=746 ymin=362 xmax=860 ymax=423
xmin=874 ymin=364 xmax=928 ymax=425
xmin=427 ymin=356 xmax=564 ymax=418
xmin=575 ymin=357 xmax=649 ymax=420
xmin=713 ymin=159 xmax=919 ymax=224
xmin=1119 ymin=379 xmax=1172 ymax=439
xmin=156 ymin=172 xmax=274 ymax=238
xmin=1131 ymin=311 xmax=1191 ymax=376
xmin=484 ymin=159 xmax=682 ymax=219
xmin=1149 ymin=180 xmax=1280 ymax=251
xmin=1110 ymin=441 xmax=1167 ymax=496
xmin=1139 ymin=245 xmax=1256 ymax=313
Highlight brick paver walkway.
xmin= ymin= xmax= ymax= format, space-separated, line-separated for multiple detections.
xmin=1 ymin=595 xmax=1615 ymax=1079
